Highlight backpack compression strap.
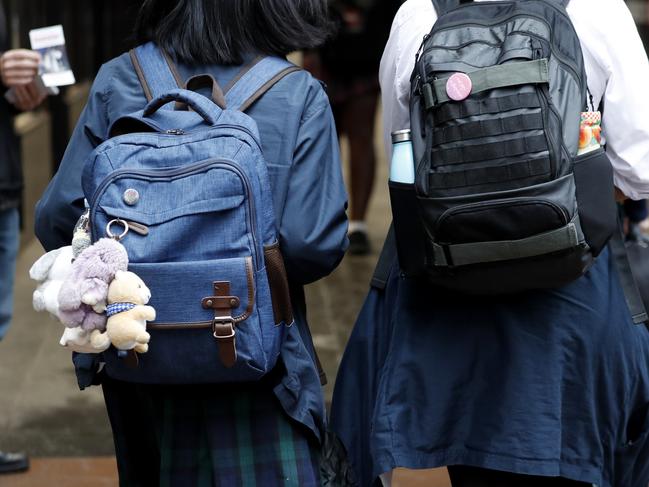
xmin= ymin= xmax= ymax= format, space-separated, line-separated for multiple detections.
xmin=130 ymin=42 xmax=183 ymax=105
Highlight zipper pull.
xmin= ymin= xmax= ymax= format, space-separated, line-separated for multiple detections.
xmin=126 ymin=220 xmax=149 ymax=236
xmin=415 ymin=33 xmax=431 ymax=65
xmin=165 ymin=129 xmax=185 ymax=135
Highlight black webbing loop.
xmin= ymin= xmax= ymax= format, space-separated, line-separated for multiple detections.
xmin=432 ymin=134 xmax=548 ymax=165
xmin=433 ymin=112 xmax=544 ymax=146
xmin=434 ymin=93 xmax=541 ymax=124
xmin=429 ymin=157 xmax=550 ymax=189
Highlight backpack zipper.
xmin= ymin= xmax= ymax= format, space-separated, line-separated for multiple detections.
xmin=89 ymin=158 xmax=261 ymax=269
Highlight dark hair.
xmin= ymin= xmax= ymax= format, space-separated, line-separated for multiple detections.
xmin=135 ymin=0 xmax=333 ymax=65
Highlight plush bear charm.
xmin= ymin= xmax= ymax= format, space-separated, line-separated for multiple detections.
xmin=58 ymin=238 xmax=129 ymax=331
xmin=90 ymin=271 xmax=156 ymax=353
xmin=29 ymin=246 xmax=74 ymax=319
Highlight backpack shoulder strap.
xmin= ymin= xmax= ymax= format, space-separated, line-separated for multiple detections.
xmin=544 ymin=0 xmax=570 ymax=8
xmin=224 ymin=56 xmax=301 ymax=112
xmin=129 ymin=42 xmax=183 ymax=104
xmin=431 ymin=0 xmax=461 ymax=17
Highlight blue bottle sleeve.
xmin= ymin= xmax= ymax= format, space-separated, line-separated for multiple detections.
xmin=390 ymin=140 xmax=415 ymax=184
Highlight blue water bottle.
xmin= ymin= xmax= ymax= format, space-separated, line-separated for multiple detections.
xmin=390 ymin=129 xmax=415 ymax=184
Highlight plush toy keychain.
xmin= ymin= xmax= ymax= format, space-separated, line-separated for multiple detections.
xmin=90 ymin=270 xmax=155 ymax=354
xmin=29 ymin=209 xmax=109 ymax=353
xmin=31 ymin=212 xmax=156 ymax=357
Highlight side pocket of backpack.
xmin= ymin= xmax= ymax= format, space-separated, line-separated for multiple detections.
xmin=389 ymin=181 xmax=427 ymax=277
xmin=572 ymin=148 xmax=617 ymax=257
xmin=264 ymin=242 xmax=294 ymax=326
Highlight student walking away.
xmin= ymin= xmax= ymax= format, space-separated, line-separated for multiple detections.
xmin=0 ymin=3 xmax=46 ymax=475
xmin=35 ymin=1 xmax=348 ymax=485
xmin=329 ymin=0 xmax=649 ymax=486
xmin=304 ymin=0 xmax=402 ymax=255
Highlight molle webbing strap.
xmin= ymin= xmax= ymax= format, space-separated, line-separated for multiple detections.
xmin=130 ymin=43 xmax=183 ymax=105
xmin=425 ymin=59 xmax=550 ymax=108
xmin=432 ymin=134 xmax=548 ymax=165
xmin=432 ymin=223 xmax=579 ymax=267
xmin=433 ymin=112 xmax=544 ymax=146
xmin=429 ymin=156 xmax=550 ymax=189
xmin=434 ymin=93 xmax=541 ymax=123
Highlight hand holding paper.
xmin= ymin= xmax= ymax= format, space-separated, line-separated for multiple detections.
xmin=10 ymin=81 xmax=47 ymax=111
xmin=0 ymin=49 xmax=40 ymax=88
xmin=29 ymin=25 xmax=75 ymax=88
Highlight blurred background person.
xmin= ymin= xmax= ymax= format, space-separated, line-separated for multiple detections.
xmin=0 ymin=1 xmax=46 ymax=474
xmin=304 ymin=0 xmax=402 ymax=255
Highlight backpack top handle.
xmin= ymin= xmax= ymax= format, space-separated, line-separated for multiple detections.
xmin=143 ymin=88 xmax=223 ymax=126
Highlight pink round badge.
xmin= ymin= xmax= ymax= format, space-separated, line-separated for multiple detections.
xmin=446 ymin=73 xmax=473 ymax=101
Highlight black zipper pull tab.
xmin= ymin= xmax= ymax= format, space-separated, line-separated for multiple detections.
xmin=165 ymin=129 xmax=186 ymax=135
xmin=415 ymin=33 xmax=431 ymax=65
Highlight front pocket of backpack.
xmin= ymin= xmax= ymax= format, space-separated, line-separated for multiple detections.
xmin=107 ymin=257 xmax=272 ymax=383
xmin=91 ymin=159 xmax=258 ymax=264
xmin=435 ymin=197 xmax=570 ymax=246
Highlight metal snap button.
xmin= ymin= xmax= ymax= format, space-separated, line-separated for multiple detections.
xmin=123 ymin=189 xmax=140 ymax=206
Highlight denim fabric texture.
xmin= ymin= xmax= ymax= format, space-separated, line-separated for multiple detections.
xmin=0 ymin=207 xmax=19 ymax=340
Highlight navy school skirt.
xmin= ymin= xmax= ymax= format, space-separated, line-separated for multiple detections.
xmin=330 ymin=247 xmax=649 ymax=487
xmin=101 ymin=369 xmax=321 ymax=487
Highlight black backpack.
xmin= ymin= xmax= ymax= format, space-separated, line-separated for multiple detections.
xmin=391 ymin=0 xmax=615 ymax=293
xmin=381 ymin=0 xmax=648 ymax=323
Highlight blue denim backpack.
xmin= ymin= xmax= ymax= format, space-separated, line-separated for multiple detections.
xmin=81 ymin=43 xmax=298 ymax=383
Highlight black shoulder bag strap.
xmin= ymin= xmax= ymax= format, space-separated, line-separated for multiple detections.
xmin=612 ymin=210 xmax=649 ymax=325
xmin=371 ymin=224 xmax=397 ymax=290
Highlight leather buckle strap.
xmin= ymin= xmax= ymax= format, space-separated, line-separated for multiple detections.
xmin=203 ymin=281 xmax=239 ymax=368
xmin=212 ymin=318 xmax=237 ymax=368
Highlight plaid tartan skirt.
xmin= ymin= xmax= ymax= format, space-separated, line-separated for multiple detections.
xmin=101 ymin=373 xmax=321 ymax=487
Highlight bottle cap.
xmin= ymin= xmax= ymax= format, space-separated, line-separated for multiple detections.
xmin=391 ymin=129 xmax=412 ymax=144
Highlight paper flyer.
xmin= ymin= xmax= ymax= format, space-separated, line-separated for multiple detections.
xmin=29 ymin=25 xmax=75 ymax=87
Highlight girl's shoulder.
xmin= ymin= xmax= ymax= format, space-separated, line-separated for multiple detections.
xmin=94 ymin=52 xmax=330 ymax=125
